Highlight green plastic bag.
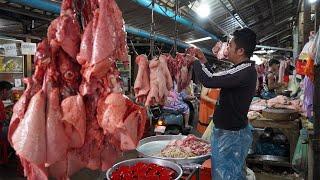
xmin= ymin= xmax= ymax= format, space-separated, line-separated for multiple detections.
xmin=288 ymin=74 xmax=300 ymax=97
xmin=202 ymin=120 xmax=214 ymax=141
xmin=292 ymin=128 xmax=308 ymax=173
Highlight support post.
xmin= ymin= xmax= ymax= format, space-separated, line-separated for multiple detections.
xmin=313 ymin=65 xmax=320 ymax=179
xmin=25 ymin=37 xmax=32 ymax=77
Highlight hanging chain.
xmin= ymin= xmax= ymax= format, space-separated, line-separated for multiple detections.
xmin=149 ymin=0 xmax=156 ymax=58
xmin=173 ymin=0 xmax=179 ymax=55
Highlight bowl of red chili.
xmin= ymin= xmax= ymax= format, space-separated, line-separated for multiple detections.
xmin=106 ymin=158 xmax=183 ymax=180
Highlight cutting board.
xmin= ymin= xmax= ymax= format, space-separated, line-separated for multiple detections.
xmin=262 ymin=108 xmax=299 ymax=121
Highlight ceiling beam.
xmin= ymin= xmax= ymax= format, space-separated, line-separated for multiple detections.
xmin=0 ymin=3 xmax=53 ymax=21
xmin=259 ymin=27 xmax=291 ymax=43
xmin=279 ymin=34 xmax=292 ymax=42
xmin=275 ymin=16 xmax=293 ymax=26
xmin=269 ymin=0 xmax=276 ymax=25
xmin=248 ymin=16 xmax=271 ymax=27
xmin=180 ymin=7 xmax=228 ymax=36
xmin=218 ymin=0 xmax=246 ymax=28
xmin=238 ymin=0 xmax=261 ymax=11
xmin=0 ymin=30 xmax=42 ymax=40
xmin=226 ymin=0 xmax=248 ymax=27
xmin=256 ymin=45 xmax=293 ymax=52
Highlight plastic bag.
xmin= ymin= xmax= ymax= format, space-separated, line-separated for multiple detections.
xmin=201 ymin=120 xmax=214 ymax=141
xmin=299 ymin=31 xmax=315 ymax=60
xmin=246 ymin=167 xmax=256 ymax=180
xmin=314 ymin=30 xmax=320 ymax=65
xmin=292 ymin=128 xmax=308 ymax=173
xmin=303 ymin=77 xmax=314 ymax=118
xmin=288 ymin=74 xmax=300 ymax=96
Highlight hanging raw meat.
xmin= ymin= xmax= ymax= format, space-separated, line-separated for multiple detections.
xmin=11 ymin=87 xmax=47 ymax=164
xmin=144 ymin=56 xmax=173 ymax=106
xmin=8 ymin=0 xmax=147 ymax=179
xmin=212 ymin=41 xmax=228 ymax=60
xmin=165 ymin=48 xmax=195 ymax=92
xmin=133 ymin=48 xmax=196 ymax=106
xmin=134 ymin=55 xmax=150 ymax=104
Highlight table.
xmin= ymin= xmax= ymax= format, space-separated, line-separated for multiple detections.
xmin=249 ymin=118 xmax=300 ymax=163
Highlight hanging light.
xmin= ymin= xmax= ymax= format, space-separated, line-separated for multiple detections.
xmin=196 ymin=2 xmax=210 ymax=18
xmin=185 ymin=36 xmax=212 ymax=44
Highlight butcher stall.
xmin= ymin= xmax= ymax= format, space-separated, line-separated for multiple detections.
xmin=1 ymin=0 xmax=320 ymax=179
xmin=246 ymin=95 xmax=311 ymax=173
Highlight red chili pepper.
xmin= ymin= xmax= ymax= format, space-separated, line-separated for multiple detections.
xmin=147 ymin=169 xmax=158 ymax=176
xmin=160 ymin=175 xmax=172 ymax=180
xmin=111 ymin=162 xmax=175 ymax=180
xmin=146 ymin=175 xmax=159 ymax=179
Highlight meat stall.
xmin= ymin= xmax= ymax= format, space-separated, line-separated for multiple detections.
xmin=247 ymin=95 xmax=304 ymax=166
xmin=4 ymin=0 xmax=208 ymax=179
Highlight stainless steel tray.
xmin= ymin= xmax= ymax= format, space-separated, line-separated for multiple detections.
xmin=106 ymin=158 xmax=183 ymax=180
xmin=136 ymin=135 xmax=211 ymax=165
xmin=250 ymin=155 xmax=289 ymax=162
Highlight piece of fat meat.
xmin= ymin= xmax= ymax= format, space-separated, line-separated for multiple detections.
xmin=61 ymin=94 xmax=86 ymax=148
xmin=12 ymin=89 xmax=46 ymax=164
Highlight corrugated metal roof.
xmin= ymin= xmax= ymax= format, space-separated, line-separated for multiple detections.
xmin=0 ymin=0 xmax=299 ymax=50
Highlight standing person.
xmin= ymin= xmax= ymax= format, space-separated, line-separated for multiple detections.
xmin=261 ymin=59 xmax=282 ymax=99
xmin=197 ymin=87 xmax=220 ymax=134
xmin=193 ymin=28 xmax=257 ymax=180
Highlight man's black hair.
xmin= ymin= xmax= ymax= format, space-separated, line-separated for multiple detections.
xmin=232 ymin=28 xmax=257 ymax=58
xmin=0 ymin=81 xmax=13 ymax=91
xmin=269 ymin=59 xmax=280 ymax=66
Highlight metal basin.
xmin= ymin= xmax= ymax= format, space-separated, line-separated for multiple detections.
xmin=136 ymin=135 xmax=211 ymax=164
xmin=106 ymin=158 xmax=183 ymax=180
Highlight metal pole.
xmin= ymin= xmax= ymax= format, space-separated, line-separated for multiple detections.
xmin=313 ymin=2 xmax=320 ymax=179
xmin=313 ymin=65 xmax=320 ymax=179
xmin=150 ymin=0 xmax=155 ymax=58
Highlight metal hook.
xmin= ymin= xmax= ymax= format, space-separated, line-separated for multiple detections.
xmin=129 ymin=40 xmax=139 ymax=56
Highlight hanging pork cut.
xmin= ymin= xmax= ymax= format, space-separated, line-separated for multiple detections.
xmin=133 ymin=48 xmax=197 ymax=106
xmin=165 ymin=48 xmax=196 ymax=92
xmin=144 ymin=56 xmax=173 ymax=106
xmin=134 ymin=55 xmax=150 ymax=104
xmin=8 ymin=0 xmax=147 ymax=179
xmin=133 ymin=54 xmax=173 ymax=106
xmin=212 ymin=41 xmax=228 ymax=60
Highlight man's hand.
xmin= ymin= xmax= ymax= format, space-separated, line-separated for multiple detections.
xmin=211 ymin=99 xmax=217 ymax=105
xmin=194 ymin=48 xmax=207 ymax=64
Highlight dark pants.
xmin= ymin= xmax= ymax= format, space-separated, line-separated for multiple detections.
xmin=183 ymin=100 xmax=194 ymax=125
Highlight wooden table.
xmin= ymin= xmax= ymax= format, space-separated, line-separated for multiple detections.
xmin=249 ymin=118 xmax=300 ymax=163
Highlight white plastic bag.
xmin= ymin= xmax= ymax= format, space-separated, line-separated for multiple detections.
xmin=246 ymin=167 xmax=256 ymax=180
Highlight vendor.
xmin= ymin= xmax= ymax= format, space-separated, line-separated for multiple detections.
xmin=181 ymin=81 xmax=197 ymax=126
xmin=0 ymin=81 xmax=13 ymax=100
xmin=193 ymin=28 xmax=257 ymax=180
xmin=261 ymin=59 xmax=282 ymax=99
xmin=197 ymin=87 xmax=220 ymax=134
xmin=163 ymin=86 xmax=193 ymax=130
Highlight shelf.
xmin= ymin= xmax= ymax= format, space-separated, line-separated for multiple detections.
xmin=119 ymin=70 xmax=130 ymax=72
xmin=0 ymin=71 xmax=23 ymax=73
xmin=0 ymin=55 xmax=23 ymax=58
